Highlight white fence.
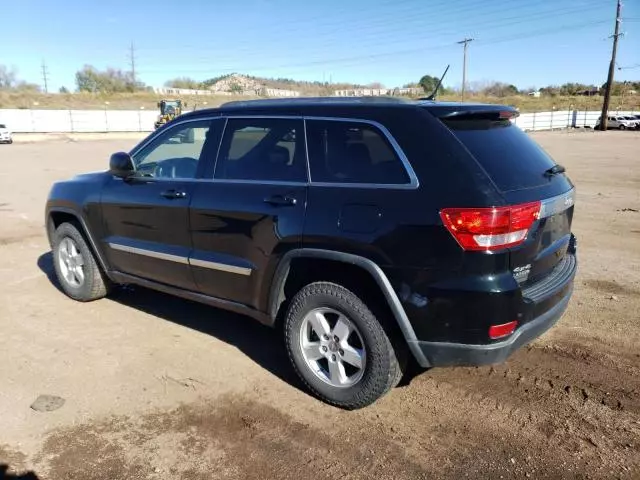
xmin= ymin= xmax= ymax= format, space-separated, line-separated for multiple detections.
xmin=0 ymin=108 xmax=638 ymax=134
xmin=513 ymin=110 xmax=638 ymax=131
xmin=0 ymin=109 xmax=159 ymax=133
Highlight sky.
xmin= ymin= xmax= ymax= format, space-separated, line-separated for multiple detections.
xmin=3 ymin=0 xmax=639 ymax=92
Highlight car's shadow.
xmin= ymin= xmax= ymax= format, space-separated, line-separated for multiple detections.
xmin=0 ymin=465 xmax=40 ymax=480
xmin=37 ymin=251 xmax=303 ymax=392
xmin=37 ymin=251 xmax=422 ymax=394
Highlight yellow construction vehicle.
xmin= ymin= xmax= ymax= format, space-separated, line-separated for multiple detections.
xmin=154 ymin=99 xmax=183 ymax=129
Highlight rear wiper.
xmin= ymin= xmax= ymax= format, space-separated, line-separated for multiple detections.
xmin=544 ymin=164 xmax=566 ymax=177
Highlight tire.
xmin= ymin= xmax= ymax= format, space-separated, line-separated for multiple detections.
xmin=52 ymin=222 xmax=110 ymax=302
xmin=619 ymin=125 xmax=626 ymax=130
xmin=284 ymin=282 xmax=404 ymax=409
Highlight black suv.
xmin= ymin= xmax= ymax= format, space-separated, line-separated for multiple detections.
xmin=45 ymin=98 xmax=577 ymax=409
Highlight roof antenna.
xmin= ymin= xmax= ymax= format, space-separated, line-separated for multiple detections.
xmin=421 ymin=64 xmax=450 ymax=101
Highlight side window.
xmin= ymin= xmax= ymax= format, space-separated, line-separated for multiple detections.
xmin=132 ymin=120 xmax=214 ymax=179
xmin=214 ymin=118 xmax=306 ymax=182
xmin=305 ymin=120 xmax=410 ymax=185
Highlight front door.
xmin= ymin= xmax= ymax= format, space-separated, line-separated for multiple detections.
xmin=189 ymin=117 xmax=308 ymax=307
xmin=101 ymin=118 xmax=223 ymax=290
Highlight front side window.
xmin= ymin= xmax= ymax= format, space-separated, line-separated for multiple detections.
xmin=132 ymin=120 xmax=213 ymax=179
xmin=214 ymin=118 xmax=306 ymax=182
xmin=305 ymin=120 xmax=410 ymax=185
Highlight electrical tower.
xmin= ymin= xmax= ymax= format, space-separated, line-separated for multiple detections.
xmin=128 ymin=42 xmax=137 ymax=87
xmin=599 ymin=0 xmax=623 ymax=131
xmin=457 ymin=38 xmax=474 ymax=101
xmin=41 ymin=60 xmax=49 ymax=93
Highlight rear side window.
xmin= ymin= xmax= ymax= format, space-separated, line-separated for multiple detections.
xmin=215 ymin=118 xmax=307 ymax=182
xmin=442 ymin=118 xmax=556 ymax=191
xmin=306 ymin=120 xmax=410 ymax=185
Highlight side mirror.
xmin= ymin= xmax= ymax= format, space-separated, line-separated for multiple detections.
xmin=109 ymin=152 xmax=135 ymax=178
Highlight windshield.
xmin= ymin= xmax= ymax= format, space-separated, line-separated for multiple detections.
xmin=0 ymin=124 xmax=6 ymax=129
xmin=161 ymin=101 xmax=180 ymax=115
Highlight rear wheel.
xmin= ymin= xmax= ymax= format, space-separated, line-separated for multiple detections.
xmin=284 ymin=282 xmax=404 ymax=409
xmin=52 ymin=222 xmax=110 ymax=301
xmin=619 ymin=124 xmax=626 ymax=130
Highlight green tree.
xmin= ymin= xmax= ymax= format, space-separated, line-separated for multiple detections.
xmin=59 ymin=86 xmax=70 ymax=94
xmin=75 ymin=65 xmax=141 ymax=93
xmin=418 ymin=74 xmax=440 ymax=93
xmin=0 ymin=65 xmax=18 ymax=89
xmin=481 ymin=82 xmax=519 ymax=97
xmin=229 ymin=81 xmax=243 ymax=93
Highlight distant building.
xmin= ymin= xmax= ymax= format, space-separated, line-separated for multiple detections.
xmin=528 ymin=91 xmax=541 ymax=98
xmin=260 ymin=88 xmax=300 ymax=97
xmin=334 ymin=87 xmax=422 ymax=97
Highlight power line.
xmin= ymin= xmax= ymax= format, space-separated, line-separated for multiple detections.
xmin=599 ymin=0 xmax=623 ymax=131
xmin=41 ymin=60 xmax=49 ymax=93
xmin=457 ymin=38 xmax=474 ymax=101
xmin=134 ymin=20 xmax=611 ymax=78
xmin=132 ymin=9 xmax=607 ymax=79
xmin=134 ymin=1 xmax=605 ymax=57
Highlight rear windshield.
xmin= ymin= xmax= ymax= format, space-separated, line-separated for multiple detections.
xmin=441 ymin=117 xmax=557 ymax=191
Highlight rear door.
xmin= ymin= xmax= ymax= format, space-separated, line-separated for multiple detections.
xmin=101 ymin=118 xmax=222 ymax=290
xmin=188 ymin=116 xmax=308 ymax=307
xmin=438 ymin=110 xmax=575 ymax=284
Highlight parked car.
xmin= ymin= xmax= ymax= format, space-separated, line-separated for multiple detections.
xmin=595 ymin=115 xmax=637 ymax=130
xmin=45 ymin=98 xmax=577 ymax=409
xmin=622 ymin=116 xmax=640 ymax=129
xmin=0 ymin=124 xmax=12 ymax=144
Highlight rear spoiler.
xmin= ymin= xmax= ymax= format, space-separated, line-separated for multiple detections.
xmin=421 ymin=104 xmax=520 ymax=120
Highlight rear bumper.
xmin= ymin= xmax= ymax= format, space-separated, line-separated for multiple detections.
xmin=410 ymin=284 xmax=572 ymax=367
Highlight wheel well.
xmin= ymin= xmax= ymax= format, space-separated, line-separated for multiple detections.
xmin=47 ymin=211 xmax=80 ymax=247
xmin=46 ymin=210 xmax=109 ymax=275
xmin=275 ymin=258 xmax=402 ymax=341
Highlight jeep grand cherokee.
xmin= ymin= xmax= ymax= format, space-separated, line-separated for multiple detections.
xmin=45 ymin=97 xmax=577 ymax=409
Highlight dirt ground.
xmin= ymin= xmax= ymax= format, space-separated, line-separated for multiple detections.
xmin=0 ymin=130 xmax=639 ymax=479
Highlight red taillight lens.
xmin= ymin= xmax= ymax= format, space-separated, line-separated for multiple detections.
xmin=440 ymin=202 xmax=540 ymax=251
xmin=489 ymin=321 xmax=518 ymax=339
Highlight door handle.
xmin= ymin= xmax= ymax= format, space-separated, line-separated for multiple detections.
xmin=161 ymin=189 xmax=187 ymax=199
xmin=264 ymin=195 xmax=297 ymax=206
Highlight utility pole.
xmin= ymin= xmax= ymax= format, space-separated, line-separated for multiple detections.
xmin=41 ymin=60 xmax=49 ymax=93
xmin=457 ymin=38 xmax=473 ymax=101
xmin=128 ymin=42 xmax=137 ymax=88
xmin=598 ymin=0 xmax=622 ymax=131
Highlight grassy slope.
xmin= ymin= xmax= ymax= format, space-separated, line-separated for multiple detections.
xmin=1 ymin=90 xmax=638 ymax=113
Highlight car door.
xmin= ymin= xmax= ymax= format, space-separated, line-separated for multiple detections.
xmin=188 ymin=116 xmax=308 ymax=307
xmin=101 ymin=118 xmax=223 ymax=290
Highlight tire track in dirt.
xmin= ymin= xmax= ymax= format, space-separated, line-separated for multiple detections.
xmin=386 ymin=342 xmax=640 ymax=478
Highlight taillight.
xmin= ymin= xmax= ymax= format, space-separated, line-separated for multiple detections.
xmin=489 ymin=321 xmax=518 ymax=339
xmin=440 ymin=202 xmax=541 ymax=251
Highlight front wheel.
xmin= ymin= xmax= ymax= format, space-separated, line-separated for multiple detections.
xmin=619 ymin=124 xmax=626 ymax=130
xmin=52 ymin=222 xmax=110 ymax=301
xmin=284 ymin=282 xmax=404 ymax=409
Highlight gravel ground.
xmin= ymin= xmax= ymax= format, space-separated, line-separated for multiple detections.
xmin=0 ymin=130 xmax=639 ymax=479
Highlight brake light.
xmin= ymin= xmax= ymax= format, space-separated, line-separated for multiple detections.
xmin=489 ymin=321 xmax=518 ymax=339
xmin=440 ymin=202 xmax=541 ymax=251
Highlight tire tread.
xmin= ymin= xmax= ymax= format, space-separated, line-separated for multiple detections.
xmin=284 ymin=282 xmax=403 ymax=409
